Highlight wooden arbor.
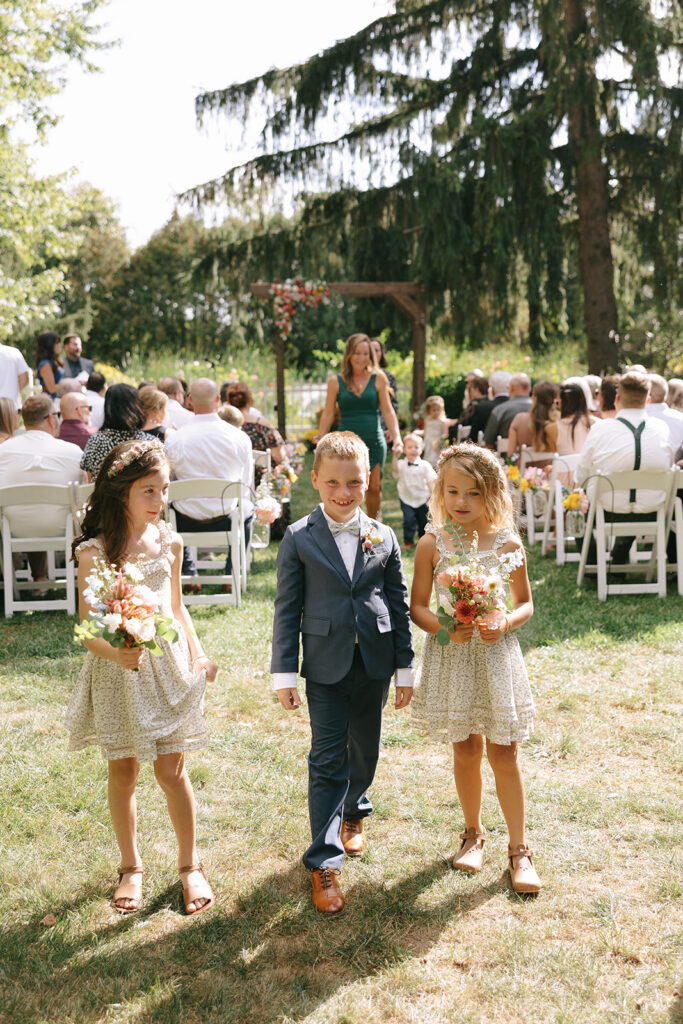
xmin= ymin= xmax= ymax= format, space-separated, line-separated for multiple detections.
xmin=251 ymin=281 xmax=427 ymax=435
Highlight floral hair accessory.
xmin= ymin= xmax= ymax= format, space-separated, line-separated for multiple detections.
xmin=107 ymin=440 xmax=165 ymax=478
xmin=437 ymin=442 xmax=507 ymax=483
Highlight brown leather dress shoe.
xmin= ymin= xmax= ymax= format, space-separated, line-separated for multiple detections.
xmin=341 ymin=818 xmax=365 ymax=857
xmin=311 ymin=867 xmax=344 ymax=915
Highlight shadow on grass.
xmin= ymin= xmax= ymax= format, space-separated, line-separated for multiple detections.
xmin=3 ymin=859 xmax=499 ymax=1023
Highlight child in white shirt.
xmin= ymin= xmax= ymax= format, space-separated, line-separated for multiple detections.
xmin=392 ymin=433 xmax=437 ymax=550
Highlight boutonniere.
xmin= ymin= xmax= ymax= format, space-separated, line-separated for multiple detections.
xmin=361 ymin=526 xmax=383 ymax=552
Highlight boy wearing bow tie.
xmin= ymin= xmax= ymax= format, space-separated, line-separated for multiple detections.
xmin=391 ymin=432 xmax=437 ymax=551
xmin=271 ymin=431 xmax=414 ymax=915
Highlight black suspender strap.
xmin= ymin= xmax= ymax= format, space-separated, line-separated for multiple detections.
xmin=616 ymin=417 xmax=646 ymax=502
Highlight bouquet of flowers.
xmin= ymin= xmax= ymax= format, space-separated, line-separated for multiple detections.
xmin=254 ymin=487 xmax=282 ymax=525
xmin=74 ymin=557 xmax=178 ymax=659
xmin=270 ymin=463 xmax=298 ymax=500
xmin=434 ymin=523 xmax=524 ymax=646
xmin=562 ymin=486 xmax=589 ymax=537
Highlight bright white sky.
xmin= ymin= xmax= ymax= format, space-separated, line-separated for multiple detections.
xmin=32 ymin=0 xmax=393 ymax=249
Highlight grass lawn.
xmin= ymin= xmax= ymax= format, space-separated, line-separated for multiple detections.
xmin=1 ymin=459 xmax=681 ymax=1024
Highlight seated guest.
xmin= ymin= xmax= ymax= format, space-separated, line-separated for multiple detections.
xmin=165 ymin=378 xmax=253 ymax=586
xmin=56 ymin=379 xmax=84 ymax=399
xmin=646 ymin=373 xmax=683 ymax=453
xmin=139 ymin=386 xmax=168 ymax=440
xmin=463 ymin=375 xmax=492 ymax=440
xmin=217 ymin=404 xmax=244 ymax=428
xmin=222 ymin=381 xmax=267 ymax=424
xmin=159 ymin=376 xmax=194 ymax=429
xmin=137 ymin=379 xmax=156 ymax=390
xmin=546 ymin=382 xmax=597 ymax=455
xmin=597 ymin=375 xmax=620 ymax=419
xmin=584 ymin=374 xmax=602 ymax=414
xmin=0 ymin=394 xmax=83 ymax=580
xmin=575 ymin=371 xmax=673 ymax=562
xmin=58 ymin=392 xmax=96 ymax=450
xmin=484 ymin=372 xmax=532 ymax=447
xmin=667 ymin=378 xmax=683 ymax=413
xmin=85 ymin=371 xmax=106 ymax=430
xmin=0 ymin=398 xmax=20 ymax=442
xmin=35 ymin=331 xmax=64 ymax=399
xmin=508 ymin=380 xmax=558 ymax=461
xmin=241 ymin=415 xmax=287 ymax=486
xmin=80 ymin=383 xmax=155 ymax=479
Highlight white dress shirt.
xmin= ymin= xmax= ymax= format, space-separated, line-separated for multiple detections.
xmin=0 ymin=343 xmax=29 ymax=406
xmin=646 ymin=402 xmax=683 ymax=454
xmin=273 ymin=504 xmax=414 ymax=691
xmin=165 ymin=412 xmax=253 ymax=519
xmin=575 ymin=409 xmax=673 ymax=513
xmin=165 ymin=398 xmax=194 ymax=430
xmin=0 ymin=430 xmax=83 ymax=536
xmin=84 ymin=389 xmax=105 ymax=430
xmin=393 ymin=456 xmax=437 ymax=507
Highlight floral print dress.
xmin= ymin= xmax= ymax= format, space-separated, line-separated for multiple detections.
xmin=411 ymin=524 xmax=535 ymax=746
xmin=65 ymin=522 xmax=207 ymax=762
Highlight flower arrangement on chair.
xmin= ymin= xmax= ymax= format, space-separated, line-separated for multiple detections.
xmin=562 ymin=487 xmax=589 ymax=538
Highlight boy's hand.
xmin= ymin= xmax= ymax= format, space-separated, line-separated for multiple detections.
xmin=394 ymin=686 xmax=413 ymax=709
xmin=449 ymin=622 xmax=474 ymax=644
xmin=277 ymin=687 xmax=302 ymax=710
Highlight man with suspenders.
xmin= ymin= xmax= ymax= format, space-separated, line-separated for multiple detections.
xmin=575 ymin=371 xmax=674 ymax=563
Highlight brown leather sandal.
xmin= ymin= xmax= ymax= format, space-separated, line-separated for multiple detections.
xmin=508 ymin=844 xmax=542 ymax=893
xmin=452 ymin=828 xmax=486 ymax=873
xmin=113 ymin=864 xmax=143 ymax=914
xmin=179 ymin=861 xmax=215 ymax=915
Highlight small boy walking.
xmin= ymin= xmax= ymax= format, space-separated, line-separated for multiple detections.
xmin=391 ymin=432 xmax=437 ymax=551
xmin=271 ymin=432 xmax=415 ymax=914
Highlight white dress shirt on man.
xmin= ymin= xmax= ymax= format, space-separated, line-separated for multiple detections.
xmin=646 ymin=402 xmax=683 ymax=454
xmin=165 ymin=412 xmax=253 ymax=519
xmin=272 ymin=505 xmax=414 ymax=691
xmin=0 ymin=431 xmax=83 ymax=535
xmin=575 ymin=409 xmax=673 ymax=513
xmin=0 ymin=343 xmax=29 ymax=406
xmin=165 ymin=398 xmax=194 ymax=431
xmin=84 ymin=389 xmax=105 ymax=430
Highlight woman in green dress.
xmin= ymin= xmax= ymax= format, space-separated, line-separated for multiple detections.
xmin=318 ymin=333 xmax=403 ymax=519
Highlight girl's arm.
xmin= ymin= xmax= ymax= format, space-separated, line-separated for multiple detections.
xmin=478 ymin=538 xmax=533 ymax=644
xmin=410 ymin=534 xmax=474 ymax=644
xmin=77 ymin=547 xmax=143 ymax=670
xmin=169 ymin=534 xmax=218 ymax=681
xmin=318 ymin=376 xmax=340 ymax=435
xmin=376 ymin=375 xmax=403 ymax=453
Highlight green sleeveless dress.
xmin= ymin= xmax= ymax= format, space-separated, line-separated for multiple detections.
xmin=336 ymin=373 xmax=387 ymax=471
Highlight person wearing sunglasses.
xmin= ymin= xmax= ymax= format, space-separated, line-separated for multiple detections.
xmin=58 ymin=391 xmax=96 ymax=451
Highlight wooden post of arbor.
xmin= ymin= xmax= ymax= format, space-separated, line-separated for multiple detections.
xmin=251 ymin=281 xmax=427 ymax=435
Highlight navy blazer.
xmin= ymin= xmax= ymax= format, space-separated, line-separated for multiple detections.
xmin=270 ymin=505 xmax=414 ymax=685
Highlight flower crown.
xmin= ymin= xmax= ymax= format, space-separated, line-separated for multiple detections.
xmin=436 ymin=442 xmax=507 ymax=483
xmin=107 ymin=440 xmax=165 ymax=478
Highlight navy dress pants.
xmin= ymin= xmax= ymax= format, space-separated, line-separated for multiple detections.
xmin=303 ymin=647 xmax=390 ymax=871
xmin=399 ymin=500 xmax=429 ymax=546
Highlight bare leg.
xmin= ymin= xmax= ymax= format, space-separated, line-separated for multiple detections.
xmin=486 ymin=740 xmax=525 ymax=847
xmin=153 ymin=753 xmax=211 ymax=912
xmin=452 ymin=734 xmax=485 ymax=830
xmin=366 ymin=463 xmax=382 ymax=519
xmin=108 ymin=758 xmax=142 ymax=909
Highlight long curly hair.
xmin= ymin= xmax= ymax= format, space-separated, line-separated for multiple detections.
xmin=529 ymin=380 xmax=559 ymax=449
xmin=429 ymin=443 xmax=515 ymax=532
xmin=73 ymin=440 xmax=169 ymax=567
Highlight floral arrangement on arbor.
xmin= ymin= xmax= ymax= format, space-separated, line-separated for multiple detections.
xmin=270 ymin=278 xmax=330 ymax=337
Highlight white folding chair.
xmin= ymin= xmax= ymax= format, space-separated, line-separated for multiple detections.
xmin=249 ymin=450 xmax=273 ymax=560
xmin=71 ymin=481 xmax=95 ymax=529
xmin=576 ymin=469 xmax=676 ymax=600
xmin=665 ymin=468 xmax=683 ymax=597
xmin=168 ymin=479 xmax=242 ymax=607
xmin=496 ymin=436 xmax=508 ymax=456
xmin=252 ymin=450 xmax=272 ymax=490
xmin=456 ymin=424 xmax=472 ymax=442
xmin=517 ymin=447 xmax=554 ymax=545
xmin=541 ymin=453 xmax=582 ymax=563
xmin=0 ymin=484 xmax=76 ymax=617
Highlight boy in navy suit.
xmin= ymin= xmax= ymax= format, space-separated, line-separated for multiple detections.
xmin=271 ymin=431 xmax=414 ymax=914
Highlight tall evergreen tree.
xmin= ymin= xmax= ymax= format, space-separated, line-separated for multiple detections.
xmin=184 ymin=0 xmax=681 ymax=372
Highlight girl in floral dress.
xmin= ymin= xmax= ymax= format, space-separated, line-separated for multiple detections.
xmin=66 ymin=439 xmax=218 ymax=915
xmin=410 ymin=443 xmax=542 ymax=893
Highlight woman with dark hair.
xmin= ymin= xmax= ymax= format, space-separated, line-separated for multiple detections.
xmin=546 ymin=382 xmax=597 ymax=455
xmin=318 ymin=332 xmax=402 ymax=518
xmin=508 ymin=380 xmax=559 ymax=460
xmin=35 ymin=331 xmax=64 ymax=399
xmin=370 ymin=337 xmax=399 ymax=442
xmin=80 ymin=383 xmax=155 ymax=479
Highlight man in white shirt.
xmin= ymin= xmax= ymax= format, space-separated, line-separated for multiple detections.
xmin=646 ymin=374 xmax=683 ymax=453
xmin=159 ymin=377 xmax=194 ymax=430
xmin=165 ymin=378 xmax=253 ymax=581
xmin=575 ymin=371 xmax=673 ymax=562
xmin=0 ymin=342 xmax=30 ymax=408
xmin=0 ymin=394 xmax=83 ymax=579
xmin=84 ymin=371 xmax=106 ymax=430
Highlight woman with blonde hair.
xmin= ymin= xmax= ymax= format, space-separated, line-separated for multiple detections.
xmin=139 ymin=386 xmax=168 ymax=441
xmin=0 ymin=398 xmax=20 ymax=442
xmin=318 ymin=332 xmax=402 ymax=518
